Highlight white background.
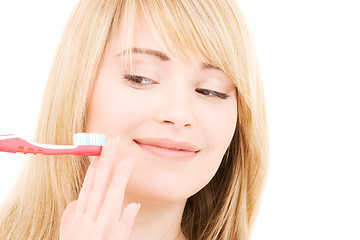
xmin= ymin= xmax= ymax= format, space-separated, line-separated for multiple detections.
xmin=0 ymin=1 xmax=359 ymax=239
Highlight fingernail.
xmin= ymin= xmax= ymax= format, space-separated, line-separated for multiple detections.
xmin=90 ymin=157 xmax=99 ymax=167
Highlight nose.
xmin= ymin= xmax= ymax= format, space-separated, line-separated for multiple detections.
xmin=154 ymin=88 xmax=195 ymax=129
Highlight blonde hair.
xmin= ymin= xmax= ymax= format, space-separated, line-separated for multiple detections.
xmin=0 ymin=1 xmax=268 ymax=239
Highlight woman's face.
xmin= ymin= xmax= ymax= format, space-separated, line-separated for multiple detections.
xmin=86 ymin=17 xmax=237 ymax=204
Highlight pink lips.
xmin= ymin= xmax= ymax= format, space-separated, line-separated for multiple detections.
xmin=134 ymin=138 xmax=200 ymax=160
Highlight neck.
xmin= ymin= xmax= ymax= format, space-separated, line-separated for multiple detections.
xmin=127 ymin=199 xmax=187 ymax=240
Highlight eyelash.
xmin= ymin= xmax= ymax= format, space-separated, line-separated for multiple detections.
xmin=195 ymin=89 xmax=229 ymax=99
xmin=123 ymin=74 xmax=155 ymax=88
xmin=123 ymin=74 xmax=230 ymax=100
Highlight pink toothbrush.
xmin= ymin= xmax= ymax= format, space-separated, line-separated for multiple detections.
xmin=0 ymin=133 xmax=105 ymax=156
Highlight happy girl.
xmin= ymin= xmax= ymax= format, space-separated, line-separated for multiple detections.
xmin=0 ymin=0 xmax=268 ymax=239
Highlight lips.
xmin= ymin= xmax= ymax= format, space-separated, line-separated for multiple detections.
xmin=133 ymin=138 xmax=200 ymax=160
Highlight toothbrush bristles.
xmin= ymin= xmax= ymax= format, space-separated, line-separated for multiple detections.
xmin=73 ymin=133 xmax=106 ymax=146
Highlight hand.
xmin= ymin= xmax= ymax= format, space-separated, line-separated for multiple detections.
xmin=60 ymin=137 xmax=140 ymax=240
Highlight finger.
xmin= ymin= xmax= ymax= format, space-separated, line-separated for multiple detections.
xmin=60 ymin=200 xmax=78 ymax=237
xmin=96 ymin=157 xmax=135 ymax=226
xmin=76 ymin=157 xmax=99 ymax=215
xmin=86 ymin=137 xmax=119 ymax=221
xmin=115 ymin=203 xmax=141 ymax=239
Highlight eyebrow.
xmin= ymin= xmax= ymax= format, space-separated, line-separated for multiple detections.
xmin=201 ymin=62 xmax=221 ymax=71
xmin=119 ymin=47 xmax=221 ymax=71
xmin=120 ymin=48 xmax=170 ymax=61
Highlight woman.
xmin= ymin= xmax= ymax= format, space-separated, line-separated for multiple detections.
xmin=0 ymin=0 xmax=268 ymax=239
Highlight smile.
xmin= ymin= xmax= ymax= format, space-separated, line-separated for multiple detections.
xmin=133 ymin=138 xmax=200 ymax=160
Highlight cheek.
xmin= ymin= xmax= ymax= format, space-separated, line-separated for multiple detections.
xmin=199 ymin=100 xmax=237 ymax=154
xmin=189 ymin=99 xmax=237 ymax=186
xmin=87 ymin=84 xmax=124 ymax=136
xmin=86 ymin=76 xmax=151 ymax=138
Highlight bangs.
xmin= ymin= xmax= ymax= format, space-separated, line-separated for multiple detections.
xmin=141 ymin=0 xmax=239 ymax=76
xmin=109 ymin=0 xmax=245 ymax=85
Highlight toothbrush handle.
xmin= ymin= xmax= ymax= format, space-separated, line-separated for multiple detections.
xmin=0 ymin=136 xmax=103 ymax=156
xmin=41 ymin=145 xmax=103 ymax=156
xmin=0 ymin=136 xmax=20 ymax=153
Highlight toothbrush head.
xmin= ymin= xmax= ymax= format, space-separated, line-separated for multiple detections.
xmin=73 ymin=133 xmax=106 ymax=146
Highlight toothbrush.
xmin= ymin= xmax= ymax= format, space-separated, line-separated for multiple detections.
xmin=0 ymin=133 xmax=106 ymax=156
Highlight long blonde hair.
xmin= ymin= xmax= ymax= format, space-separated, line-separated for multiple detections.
xmin=0 ymin=1 xmax=268 ymax=239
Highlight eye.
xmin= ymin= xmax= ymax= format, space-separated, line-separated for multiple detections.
xmin=195 ymin=88 xmax=230 ymax=99
xmin=123 ymin=74 xmax=156 ymax=88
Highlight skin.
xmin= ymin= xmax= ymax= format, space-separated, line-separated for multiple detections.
xmin=60 ymin=16 xmax=237 ymax=240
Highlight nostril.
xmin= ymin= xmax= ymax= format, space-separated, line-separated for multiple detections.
xmin=163 ymin=120 xmax=174 ymax=125
xmin=155 ymin=110 xmax=194 ymax=128
xmin=162 ymin=119 xmax=191 ymax=127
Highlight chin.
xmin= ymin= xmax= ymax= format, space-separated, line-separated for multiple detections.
xmin=125 ymin=170 xmax=208 ymax=204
